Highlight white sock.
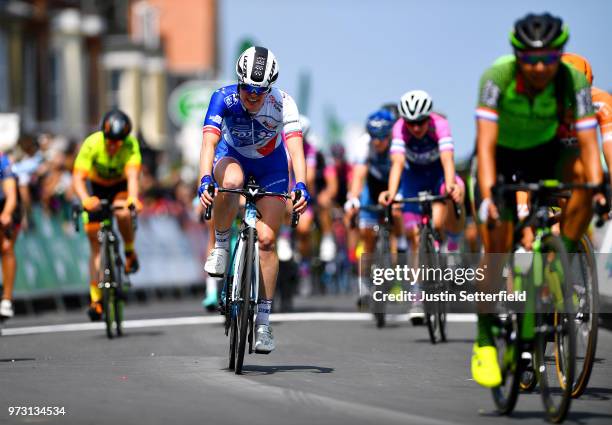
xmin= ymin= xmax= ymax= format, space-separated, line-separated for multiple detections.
xmin=214 ymin=228 xmax=230 ymax=251
xmin=255 ymin=299 xmax=273 ymax=325
xmin=206 ymin=275 xmax=218 ymax=295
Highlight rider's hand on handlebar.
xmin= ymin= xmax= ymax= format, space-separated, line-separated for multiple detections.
xmin=126 ymin=196 xmax=143 ymax=212
xmin=291 ymin=182 xmax=309 ymax=214
xmin=343 ymin=197 xmax=360 ymax=213
xmin=198 ymin=175 xmax=217 ymax=207
xmin=378 ymin=190 xmax=394 ymax=206
xmin=446 ymin=182 xmax=463 ymax=204
xmin=593 ymin=191 xmax=609 ymax=224
xmin=479 ymin=197 xmax=500 ymax=224
xmin=83 ymin=196 xmax=101 ymax=212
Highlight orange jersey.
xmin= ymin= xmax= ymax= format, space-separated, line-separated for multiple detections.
xmin=592 ymin=86 xmax=612 ymax=144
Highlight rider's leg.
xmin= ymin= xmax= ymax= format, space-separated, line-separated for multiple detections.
xmin=213 ymin=158 xmax=243 ymax=233
xmin=561 ymin=154 xmax=593 ymax=252
xmin=0 ymin=232 xmax=16 ymax=306
xmin=112 ymin=193 xmax=139 ymax=273
xmin=318 ymin=204 xmax=336 ymax=261
xmin=85 ymin=221 xmax=102 ymax=317
xmin=255 ymin=197 xmax=286 ymax=327
xmin=204 ymin=158 xmax=243 ymax=275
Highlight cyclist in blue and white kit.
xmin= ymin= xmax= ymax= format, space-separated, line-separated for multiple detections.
xmin=198 ymin=47 xmax=308 ymax=353
xmin=0 ymin=152 xmax=18 ymax=319
xmin=344 ymin=109 xmax=404 ymax=253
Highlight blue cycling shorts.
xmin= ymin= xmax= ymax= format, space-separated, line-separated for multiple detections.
xmin=213 ymin=140 xmax=289 ymax=194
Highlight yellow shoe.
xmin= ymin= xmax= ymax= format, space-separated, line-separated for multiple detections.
xmin=471 ymin=343 xmax=502 ymax=388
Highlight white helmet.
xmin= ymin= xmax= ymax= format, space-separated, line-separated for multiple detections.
xmin=235 ymin=46 xmax=279 ymax=88
xmin=398 ymin=90 xmax=433 ymax=122
xmin=299 ymin=115 xmax=311 ymax=138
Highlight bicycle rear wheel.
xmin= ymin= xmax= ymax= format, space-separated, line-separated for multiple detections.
xmin=419 ymin=229 xmax=440 ymax=344
xmin=570 ymin=235 xmax=598 ymax=398
xmin=535 ymin=235 xmax=574 ymax=423
xmin=235 ymin=227 xmax=255 ymax=375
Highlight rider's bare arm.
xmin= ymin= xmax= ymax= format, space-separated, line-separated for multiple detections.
xmin=477 ymin=119 xmax=499 ymax=201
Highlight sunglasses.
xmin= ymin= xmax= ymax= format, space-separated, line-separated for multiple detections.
xmin=516 ymin=50 xmax=562 ymax=65
xmin=105 ymin=138 xmax=124 ymax=145
xmin=405 ymin=117 xmax=429 ymax=126
xmin=238 ymin=84 xmax=271 ymax=95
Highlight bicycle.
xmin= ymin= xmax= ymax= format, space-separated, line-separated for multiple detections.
xmin=73 ymin=199 xmax=137 ymax=339
xmin=204 ymin=176 xmax=299 ymax=374
xmin=399 ymin=191 xmax=461 ymax=344
xmin=488 ymin=179 xmax=600 ymax=423
xmin=354 ymin=203 xmax=395 ymax=328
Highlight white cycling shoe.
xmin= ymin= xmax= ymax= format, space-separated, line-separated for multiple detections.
xmin=0 ymin=299 xmax=14 ymax=318
xmin=319 ymin=235 xmax=336 ymax=262
xmin=254 ymin=324 xmax=276 ymax=354
xmin=204 ymin=248 xmax=229 ymax=277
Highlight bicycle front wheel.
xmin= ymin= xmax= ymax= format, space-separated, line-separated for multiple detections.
xmin=534 ymin=235 xmax=575 ymax=423
xmin=235 ymin=227 xmax=255 ymax=375
xmin=491 ymin=313 xmax=521 ymax=415
xmin=570 ymin=235 xmax=598 ymax=398
xmin=419 ymin=229 xmax=440 ymax=344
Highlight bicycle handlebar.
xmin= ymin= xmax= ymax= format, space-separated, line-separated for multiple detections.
xmin=203 ymin=186 xmax=302 ymax=228
xmin=396 ymin=193 xmax=461 ymax=219
xmin=72 ymin=199 xmax=138 ymax=233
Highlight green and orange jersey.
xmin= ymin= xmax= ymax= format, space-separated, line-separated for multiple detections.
xmin=592 ymin=86 xmax=612 ymax=144
xmin=476 ymin=57 xmax=597 ymax=150
xmin=73 ymin=131 xmax=141 ymax=186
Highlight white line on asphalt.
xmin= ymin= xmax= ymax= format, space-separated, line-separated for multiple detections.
xmin=1 ymin=312 xmax=476 ymax=337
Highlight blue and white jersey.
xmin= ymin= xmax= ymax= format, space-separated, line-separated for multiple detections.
xmin=203 ymin=85 xmax=302 ymax=159
xmin=354 ymin=133 xmax=394 ymax=182
xmin=353 ymin=133 xmax=394 ymax=198
xmin=0 ymin=153 xmax=16 ymax=200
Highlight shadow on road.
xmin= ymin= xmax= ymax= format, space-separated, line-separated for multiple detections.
xmin=240 ymin=364 xmax=334 ymax=376
xmin=578 ymin=387 xmax=612 ymax=401
xmin=411 ymin=338 xmax=473 ymax=344
xmin=0 ymin=358 xmax=36 ymax=362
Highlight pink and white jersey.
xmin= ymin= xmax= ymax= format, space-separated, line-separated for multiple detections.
xmin=390 ymin=112 xmax=454 ymax=167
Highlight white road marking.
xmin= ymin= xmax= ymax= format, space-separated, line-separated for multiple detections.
xmin=1 ymin=312 xmax=476 ymax=337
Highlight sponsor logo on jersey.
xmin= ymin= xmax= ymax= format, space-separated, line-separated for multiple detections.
xmin=267 ymin=94 xmax=282 ymax=112
xmin=405 ymin=148 xmax=440 ymax=165
xmin=262 ymin=120 xmax=276 ymax=130
xmin=480 ymin=80 xmax=501 ymax=108
xmin=576 ymin=87 xmax=594 ymax=118
xmin=211 ymin=115 xmax=223 ymax=125
xmin=224 ymin=94 xmax=239 ymax=108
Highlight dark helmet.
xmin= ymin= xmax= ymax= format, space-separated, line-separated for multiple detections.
xmin=510 ymin=13 xmax=569 ymax=50
xmin=101 ymin=109 xmax=132 ymax=140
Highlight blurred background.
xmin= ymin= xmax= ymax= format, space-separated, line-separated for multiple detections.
xmin=0 ymin=0 xmax=610 ymax=313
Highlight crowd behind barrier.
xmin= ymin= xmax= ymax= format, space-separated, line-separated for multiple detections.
xmin=2 ymin=132 xmax=209 ymax=302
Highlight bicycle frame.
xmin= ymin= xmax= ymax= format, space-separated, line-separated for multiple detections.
xmin=229 ymin=199 xmax=260 ymax=314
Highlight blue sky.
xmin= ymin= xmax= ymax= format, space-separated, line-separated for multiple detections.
xmin=219 ymin=0 xmax=612 ymax=160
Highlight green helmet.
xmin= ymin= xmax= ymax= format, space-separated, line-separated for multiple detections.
xmin=510 ymin=13 xmax=569 ymax=50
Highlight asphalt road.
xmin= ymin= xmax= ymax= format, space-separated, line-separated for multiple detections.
xmin=1 ymin=296 xmax=611 ymax=425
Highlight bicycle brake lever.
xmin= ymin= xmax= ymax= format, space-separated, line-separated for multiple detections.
xmin=204 ymin=184 xmax=215 ymax=221
xmin=291 ymin=190 xmax=301 ymax=228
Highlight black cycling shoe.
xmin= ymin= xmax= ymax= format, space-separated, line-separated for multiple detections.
xmin=125 ymin=251 xmax=140 ymax=274
xmin=88 ymin=302 xmax=103 ymax=322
